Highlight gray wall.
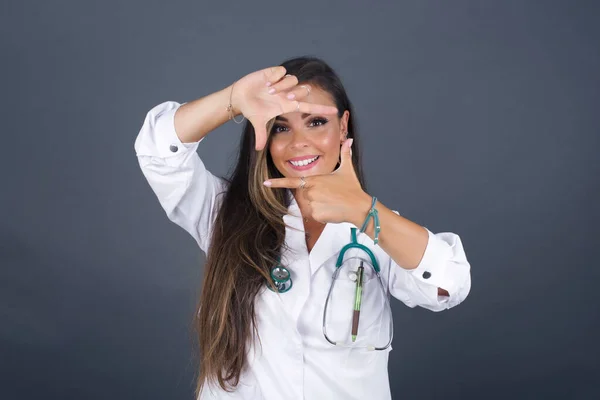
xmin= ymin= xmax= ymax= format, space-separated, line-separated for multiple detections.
xmin=1 ymin=1 xmax=598 ymax=399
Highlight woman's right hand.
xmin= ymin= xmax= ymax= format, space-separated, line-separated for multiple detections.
xmin=230 ymin=66 xmax=339 ymax=151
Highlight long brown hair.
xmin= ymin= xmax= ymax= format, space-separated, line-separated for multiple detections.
xmin=193 ymin=56 xmax=367 ymax=397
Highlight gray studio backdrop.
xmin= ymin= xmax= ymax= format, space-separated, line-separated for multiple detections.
xmin=1 ymin=1 xmax=598 ymax=399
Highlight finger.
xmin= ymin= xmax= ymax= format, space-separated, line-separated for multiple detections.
xmin=267 ymin=75 xmax=299 ymax=94
xmin=333 ymin=138 xmax=354 ymax=173
xmin=339 ymin=138 xmax=353 ymax=168
xmin=264 ymin=177 xmax=303 ymax=189
xmin=284 ymin=101 xmax=338 ymax=115
xmin=264 ymin=66 xmax=287 ymax=87
xmin=284 ymin=84 xmax=312 ymax=100
xmin=249 ymin=117 xmax=268 ymax=151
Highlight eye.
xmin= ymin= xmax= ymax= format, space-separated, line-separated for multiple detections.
xmin=270 ymin=117 xmax=328 ymax=134
xmin=271 ymin=124 xmax=289 ymax=134
xmin=309 ymin=117 xmax=328 ymax=127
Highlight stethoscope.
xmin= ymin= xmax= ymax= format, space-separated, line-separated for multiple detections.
xmin=267 ymin=227 xmax=394 ymax=350
xmin=268 ymin=263 xmax=293 ymax=293
xmin=267 ymin=228 xmax=377 ymax=293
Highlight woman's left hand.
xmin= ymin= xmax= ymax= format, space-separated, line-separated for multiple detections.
xmin=264 ymin=139 xmax=372 ymax=225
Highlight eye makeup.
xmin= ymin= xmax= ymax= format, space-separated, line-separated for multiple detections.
xmin=271 ymin=117 xmax=329 ymax=134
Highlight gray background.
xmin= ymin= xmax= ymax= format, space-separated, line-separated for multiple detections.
xmin=1 ymin=0 xmax=598 ymax=399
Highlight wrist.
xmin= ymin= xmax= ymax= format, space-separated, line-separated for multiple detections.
xmin=227 ymin=82 xmax=243 ymax=116
xmin=350 ymin=192 xmax=373 ymax=227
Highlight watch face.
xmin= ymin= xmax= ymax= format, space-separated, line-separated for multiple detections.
xmin=271 ymin=266 xmax=290 ymax=282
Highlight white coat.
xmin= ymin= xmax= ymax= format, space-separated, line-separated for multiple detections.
xmin=134 ymin=101 xmax=472 ymax=400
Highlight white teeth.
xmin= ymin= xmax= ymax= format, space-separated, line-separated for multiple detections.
xmin=290 ymin=156 xmax=318 ymax=167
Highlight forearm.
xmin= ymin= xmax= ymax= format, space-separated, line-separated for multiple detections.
xmin=351 ymin=197 xmax=451 ymax=296
xmin=174 ymin=83 xmax=241 ymax=143
xmin=351 ymin=195 xmax=428 ymax=270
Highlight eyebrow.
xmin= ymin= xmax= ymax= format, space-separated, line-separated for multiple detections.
xmin=275 ymin=114 xmax=312 ymax=122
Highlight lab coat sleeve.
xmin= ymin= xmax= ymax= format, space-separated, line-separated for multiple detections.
xmin=387 ymin=212 xmax=471 ymax=311
xmin=134 ymin=101 xmax=227 ymax=253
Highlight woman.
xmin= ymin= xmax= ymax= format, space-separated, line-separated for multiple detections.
xmin=134 ymin=56 xmax=471 ymax=400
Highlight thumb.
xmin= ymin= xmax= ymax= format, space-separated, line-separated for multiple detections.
xmin=250 ymin=118 xmax=268 ymax=151
xmin=338 ymin=138 xmax=354 ymax=171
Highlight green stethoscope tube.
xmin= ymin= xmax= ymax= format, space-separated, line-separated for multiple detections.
xmin=322 ymin=228 xmax=394 ymax=351
xmin=266 ymin=228 xmax=393 ymax=350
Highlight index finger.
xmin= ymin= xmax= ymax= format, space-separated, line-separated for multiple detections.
xmin=298 ymin=102 xmax=338 ymax=115
xmin=263 ymin=177 xmax=302 ymax=189
xmin=263 ymin=66 xmax=287 ymax=86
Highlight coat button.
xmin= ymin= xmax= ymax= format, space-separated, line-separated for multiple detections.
xmin=169 ymin=144 xmax=178 ymax=153
xmin=422 ymin=271 xmax=431 ymax=279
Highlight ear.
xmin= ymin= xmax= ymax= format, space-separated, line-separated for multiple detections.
xmin=339 ymin=110 xmax=350 ymax=142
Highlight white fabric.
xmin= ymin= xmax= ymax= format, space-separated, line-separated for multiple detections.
xmin=134 ymin=101 xmax=472 ymax=400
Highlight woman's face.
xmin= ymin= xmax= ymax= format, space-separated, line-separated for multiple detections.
xmin=268 ymin=87 xmax=350 ymax=179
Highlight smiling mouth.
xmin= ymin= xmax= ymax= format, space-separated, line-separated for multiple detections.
xmin=288 ymin=155 xmax=320 ymax=167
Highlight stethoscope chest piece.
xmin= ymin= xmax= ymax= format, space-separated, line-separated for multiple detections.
xmin=269 ymin=265 xmax=293 ymax=293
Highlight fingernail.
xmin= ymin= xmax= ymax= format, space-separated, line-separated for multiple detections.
xmin=287 ymin=93 xmax=295 ymax=99
xmin=263 ymin=180 xmax=272 ymax=187
xmin=268 ymin=88 xmax=275 ymax=94
xmin=266 ymin=81 xmax=272 ymax=87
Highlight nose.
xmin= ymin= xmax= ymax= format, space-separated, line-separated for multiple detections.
xmin=288 ymin=129 xmax=310 ymax=150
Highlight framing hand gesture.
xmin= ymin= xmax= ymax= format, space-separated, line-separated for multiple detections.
xmin=232 ymin=66 xmax=339 ymax=150
xmin=264 ymin=139 xmax=370 ymax=225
